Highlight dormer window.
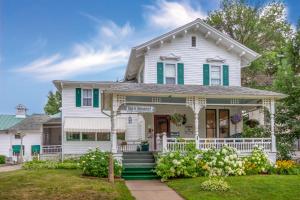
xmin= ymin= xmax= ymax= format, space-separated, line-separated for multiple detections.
xmin=211 ymin=65 xmax=221 ymax=85
xmin=191 ymin=36 xmax=196 ymax=47
xmin=165 ymin=63 xmax=176 ymax=84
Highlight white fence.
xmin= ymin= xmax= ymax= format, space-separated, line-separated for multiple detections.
xmin=117 ymin=141 xmax=141 ymax=152
xmin=198 ymin=138 xmax=272 ymax=153
xmin=42 ymin=145 xmax=62 ymax=154
xmin=156 ymin=133 xmax=272 ymax=153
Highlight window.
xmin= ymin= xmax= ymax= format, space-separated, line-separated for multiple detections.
xmin=165 ymin=63 xmax=176 ymax=84
xmin=128 ymin=116 xmax=132 ymax=124
xmin=206 ymin=109 xmax=217 ymax=138
xmin=191 ymin=36 xmax=196 ymax=47
xmin=82 ymin=132 xmax=96 ymax=141
xmin=211 ymin=65 xmax=221 ymax=85
xmin=82 ymin=89 xmax=92 ymax=106
xmin=15 ymin=134 xmax=21 ymax=139
xmin=219 ymin=110 xmax=230 ymax=138
xmin=97 ymin=132 xmax=110 ymax=141
xmin=66 ymin=132 xmax=80 ymax=141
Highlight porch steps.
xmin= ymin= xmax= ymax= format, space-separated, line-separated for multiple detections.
xmin=122 ymin=152 xmax=159 ymax=180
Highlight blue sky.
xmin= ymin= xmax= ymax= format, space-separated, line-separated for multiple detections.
xmin=0 ymin=0 xmax=299 ymax=114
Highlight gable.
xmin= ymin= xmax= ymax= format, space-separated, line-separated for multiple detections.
xmin=125 ymin=18 xmax=260 ymax=81
xmin=143 ymin=31 xmax=242 ymax=86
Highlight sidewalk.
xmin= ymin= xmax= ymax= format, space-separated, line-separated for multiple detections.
xmin=125 ymin=180 xmax=184 ymax=200
xmin=0 ymin=165 xmax=22 ymax=172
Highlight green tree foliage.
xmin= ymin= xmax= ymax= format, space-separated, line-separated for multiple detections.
xmin=274 ymin=58 xmax=300 ymax=159
xmin=44 ymin=91 xmax=61 ymax=115
xmin=206 ymin=0 xmax=292 ymax=85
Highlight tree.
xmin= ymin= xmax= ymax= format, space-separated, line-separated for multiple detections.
xmin=44 ymin=91 xmax=61 ymax=115
xmin=274 ymin=58 xmax=300 ymax=159
xmin=206 ymin=0 xmax=292 ymax=86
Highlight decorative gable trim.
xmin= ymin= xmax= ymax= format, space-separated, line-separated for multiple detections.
xmin=160 ymin=53 xmax=181 ymax=61
xmin=206 ymin=56 xmax=226 ymax=63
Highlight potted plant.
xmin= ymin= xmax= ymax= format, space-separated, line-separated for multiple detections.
xmin=140 ymin=140 xmax=149 ymax=151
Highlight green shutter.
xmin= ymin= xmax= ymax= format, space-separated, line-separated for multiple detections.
xmin=177 ymin=63 xmax=184 ymax=85
xmin=93 ymin=89 xmax=99 ymax=108
xmin=223 ymin=65 xmax=229 ymax=86
xmin=203 ymin=64 xmax=210 ymax=85
xmin=157 ymin=62 xmax=164 ymax=84
xmin=75 ymin=88 xmax=81 ymax=107
xmin=31 ymin=145 xmax=40 ymax=154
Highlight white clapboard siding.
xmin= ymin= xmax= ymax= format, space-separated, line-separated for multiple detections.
xmin=63 ymin=141 xmax=111 ymax=154
xmin=144 ymin=32 xmax=241 ymax=86
xmin=0 ymin=133 xmax=11 ymax=157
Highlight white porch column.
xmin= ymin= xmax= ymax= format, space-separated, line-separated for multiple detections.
xmin=270 ymin=99 xmax=276 ymax=152
xmin=111 ymin=111 xmax=117 ymax=154
xmin=162 ymin=132 xmax=167 ymax=153
xmin=194 ymin=112 xmax=199 ymax=149
xmin=186 ymin=97 xmax=206 ymax=150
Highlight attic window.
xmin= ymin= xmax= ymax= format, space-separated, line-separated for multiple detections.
xmin=191 ymin=36 xmax=196 ymax=47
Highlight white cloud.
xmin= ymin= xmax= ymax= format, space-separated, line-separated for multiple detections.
xmin=145 ymin=0 xmax=207 ymax=30
xmin=16 ymin=0 xmax=208 ymax=81
xmin=16 ymin=21 xmax=133 ymax=81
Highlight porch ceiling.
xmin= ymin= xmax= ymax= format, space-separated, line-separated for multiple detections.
xmin=104 ymin=83 xmax=286 ymax=99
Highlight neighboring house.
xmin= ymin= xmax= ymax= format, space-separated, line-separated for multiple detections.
xmin=0 ymin=104 xmax=62 ymax=161
xmin=53 ymin=19 xmax=284 ymax=162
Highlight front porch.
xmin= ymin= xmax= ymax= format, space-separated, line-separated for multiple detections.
xmin=104 ymin=84 xmax=281 ymax=161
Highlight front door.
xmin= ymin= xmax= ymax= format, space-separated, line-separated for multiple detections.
xmin=154 ymin=115 xmax=170 ymax=146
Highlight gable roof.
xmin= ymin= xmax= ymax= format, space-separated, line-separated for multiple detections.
xmin=9 ymin=114 xmax=50 ymax=131
xmin=125 ymin=18 xmax=260 ymax=81
xmin=0 ymin=115 xmax=24 ymax=131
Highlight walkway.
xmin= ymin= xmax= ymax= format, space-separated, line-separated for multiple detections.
xmin=125 ymin=180 xmax=184 ymax=200
xmin=0 ymin=165 xmax=22 ymax=172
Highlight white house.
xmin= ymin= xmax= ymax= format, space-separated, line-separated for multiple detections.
xmin=53 ymin=19 xmax=285 ymax=162
xmin=0 ymin=105 xmax=61 ymax=162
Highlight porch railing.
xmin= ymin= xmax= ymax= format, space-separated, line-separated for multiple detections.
xmin=166 ymin=138 xmax=195 ymax=152
xmin=117 ymin=140 xmax=141 ymax=152
xmin=157 ymin=133 xmax=272 ymax=153
xmin=198 ymin=138 xmax=272 ymax=153
xmin=42 ymin=145 xmax=62 ymax=154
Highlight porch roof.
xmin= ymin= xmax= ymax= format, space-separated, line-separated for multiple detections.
xmin=105 ymin=83 xmax=285 ymax=99
xmin=53 ymin=80 xmax=286 ymax=99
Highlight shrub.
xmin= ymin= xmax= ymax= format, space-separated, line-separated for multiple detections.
xmin=244 ymin=147 xmax=271 ymax=174
xmin=273 ymin=160 xmax=300 ymax=175
xmin=200 ymin=177 xmax=230 ymax=192
xmin=155 ymin=145 xmax=201 ymax=181
xmin=0 ymin=155 xmax=5 ymax=164
xmin=80 ymin=149 xmax=122 ymax=178
xmin=242 ymin=125 xmax=270 ymax=138
xmin=23 ymin=160 xmax=80 ymax=170
xmin=201 ymin=146 xmax=245 ymax=176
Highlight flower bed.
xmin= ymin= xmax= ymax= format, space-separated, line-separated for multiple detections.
xmin=155 ymin=145 xmax=299 ymax=181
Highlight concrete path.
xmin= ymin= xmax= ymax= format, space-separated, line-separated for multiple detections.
xmin=125 ymin=180 xmax=184 ymax=200
xmin=0 ymin=165 xmax=22 ymax=172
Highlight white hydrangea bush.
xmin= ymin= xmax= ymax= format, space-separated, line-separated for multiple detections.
xmin=201 ymin=145 xmax=245 ymax=176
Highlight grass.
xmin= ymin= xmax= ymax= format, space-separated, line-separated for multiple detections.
xmin=167 ymin=175 xmax=300 ymax=200
xmin=0 ymin=169 xmax=134 ymax=200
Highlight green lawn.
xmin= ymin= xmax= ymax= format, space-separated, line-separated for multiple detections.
xmin=167 ymin=175 xmax=300 ymax=200
xmin=0 ymin=169 xmax=134 ymax=200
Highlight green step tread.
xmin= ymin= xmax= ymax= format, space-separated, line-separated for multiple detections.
xmin=122 ymin=175 xmax=159 ymax=180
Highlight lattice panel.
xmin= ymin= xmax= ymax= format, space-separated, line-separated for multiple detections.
xmin=113 ymin=94 xmax=126 ymax=111
xmin=231 ymin=99 xmax=240 ymax=104
xmin=186 ymin=96 xmax=206 ymax=113
xmin=152 ymin=97 xmax=161 ymax=103
xmin=262 ymin=98 xmax=271 ymax=111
